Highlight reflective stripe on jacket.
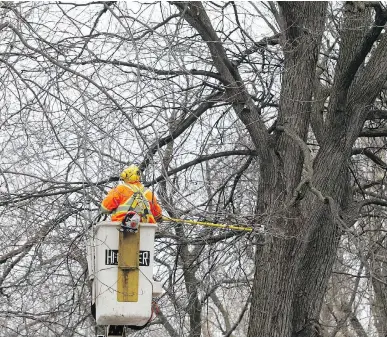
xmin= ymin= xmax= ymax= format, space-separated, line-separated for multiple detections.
xmin=100 ymin=182 xmax=162 ymax=223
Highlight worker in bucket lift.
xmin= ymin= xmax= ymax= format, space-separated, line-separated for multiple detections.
xmin=93 ymin=165 xmax=161 ymax=335
xmin=100 ymin=164 xmax=162 ymax=229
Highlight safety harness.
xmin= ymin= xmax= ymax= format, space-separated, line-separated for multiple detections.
xmin=113 ymin=184 xmax=151 ymax=232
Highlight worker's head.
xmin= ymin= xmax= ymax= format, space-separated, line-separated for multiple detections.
xmin=120 ymin=165 xmax=141 ymax=183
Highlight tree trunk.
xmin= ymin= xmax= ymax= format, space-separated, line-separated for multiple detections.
xmin=248 ymin=3 xmax=327 ymax=336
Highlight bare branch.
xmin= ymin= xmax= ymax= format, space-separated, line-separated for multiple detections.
xmin=352 ymin=148 xmax=387 ymax=169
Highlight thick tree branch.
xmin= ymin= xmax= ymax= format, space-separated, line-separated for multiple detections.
xmin=366 ymin=109 xmax=387 ymax=120
xmin=350 ymin=22 xmax=387 ymax=124
xmin=352 ymin=148 xmax=387 ymax=169
xmin=339 ymin=3 xmax=387 ymax=90
xmin=325 ymin=4 xmax=387 ymax=147
xmin=173 ymin=1 xmax=271 ymax=162
xmin=359 ymin=198 xmax=387 ymax=208
xmin=359 ymin=127 xmax=387 ymax=137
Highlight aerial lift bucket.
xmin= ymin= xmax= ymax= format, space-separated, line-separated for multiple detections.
xmin=87 ymin=221 xmax=162 ymax=335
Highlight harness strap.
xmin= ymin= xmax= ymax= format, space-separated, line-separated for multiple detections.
xmin=113 ymin=184 xmax=151 ymax=216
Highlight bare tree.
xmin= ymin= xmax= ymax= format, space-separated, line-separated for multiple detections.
xmin=2 ymin=2 xmax=387 ymax=337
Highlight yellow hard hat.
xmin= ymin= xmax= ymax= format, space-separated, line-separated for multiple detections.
xmin=120 ymin=165 xmax=141 ymax=183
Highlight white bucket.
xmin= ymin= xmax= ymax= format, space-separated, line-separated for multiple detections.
xmin=89 ymin=221 xmax=158 ymax=326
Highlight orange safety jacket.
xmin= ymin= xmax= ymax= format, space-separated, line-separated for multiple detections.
xmin=100 ymin=182 xmax=162 ymax=223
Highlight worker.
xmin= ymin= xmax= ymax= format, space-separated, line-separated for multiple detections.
xmin=100 ymin=164 xmax=162 ymax=224
xmin=92 ymin=165 xmax=161 ymax=327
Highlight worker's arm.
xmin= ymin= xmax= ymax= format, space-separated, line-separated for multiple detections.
xmin=145 ymin=190 xmax=163 ymax=222
xmin=152 ymin=203 xmax=163 ymax=222
xmin=100 ymin=203 xmax=111 ymax=214
xmin=100 ymin=186 xmax=124 ymax=214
